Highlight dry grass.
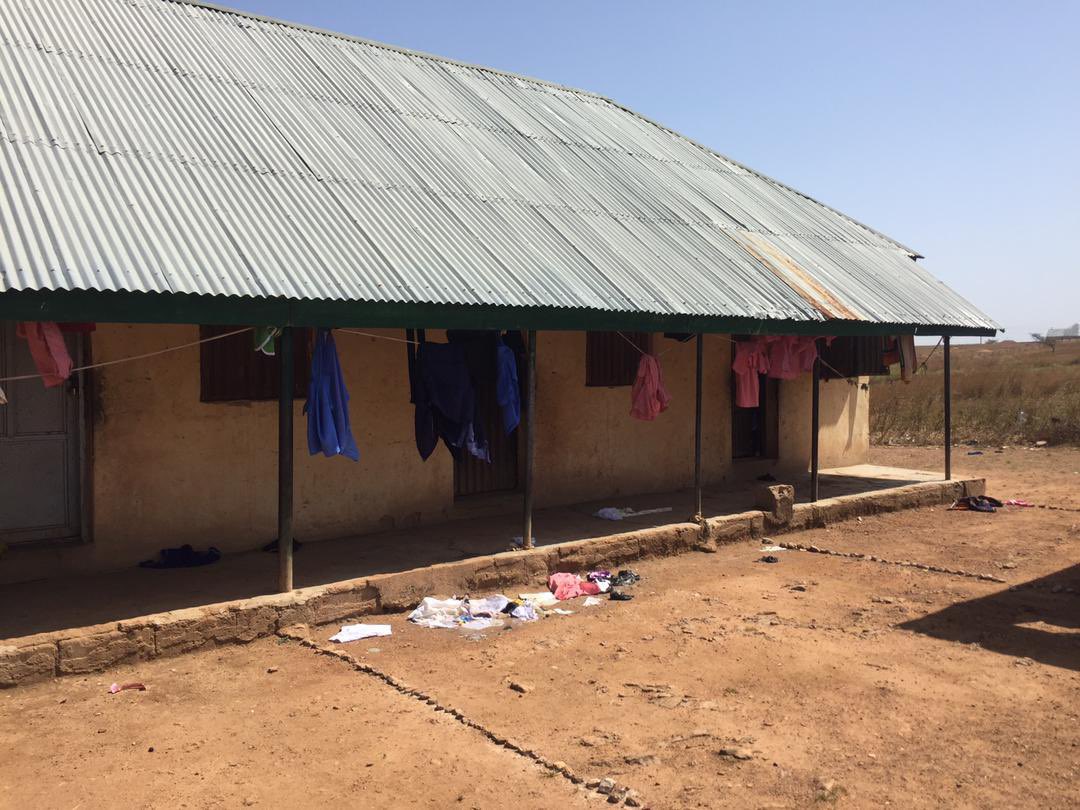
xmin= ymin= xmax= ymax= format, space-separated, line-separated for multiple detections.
xmin=870 ymin=338 xmax=1080 ymax=445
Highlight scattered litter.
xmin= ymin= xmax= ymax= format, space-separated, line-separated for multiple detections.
xmin=508 ymin=681 xmax=533 ymax=694
xmin=609 ymin=590 xmax=634 ymax=601
xmin=759 ymin=555 xmax=780 ymax=564
xmin=609 ymin=569 xmax=641 ymax=587
xmin=583 ymin=596 xmax=603 ymax=607
xmin=329 ymin=623 xmax=392 ymax=643
xmin=587 ymin=569 xmax=612 ymax=582
xmin=594 ymin=506 xmax=672 ymax=521
xmin=760 ymin=545 xmax=784 ymax=552
xmin=1004 ymin=499 xmax=1035 ymax=508
xmin=266 ymin=666 xmax=279 ymax=674
xmin=109 ymin=682 xmax=146 ymax=694
xmin=967 ymin=450 xmax=983 ymax=456
xmin=468 ymin=595 xmax=510 ymax=616
xmin=949 ymin=495 xmax=1004 ymax=513
xmin=1034 ymin=440 xmax=1048 ymax=447
xmin=551 ymin=608 xmax=574 ymax=615
xmin=519 ymin=591 xmax=559 ymax=609
xmin=548 ymin=572 xmax=602 ymax=600
xmin=409 ymin=597 xmax=466 ymax=629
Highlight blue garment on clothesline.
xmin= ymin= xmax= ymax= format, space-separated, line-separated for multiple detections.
xmin=495 ymin=339 xmax=520 ymax=435
xmin=305 ymin=329 xmax=359 ymax=461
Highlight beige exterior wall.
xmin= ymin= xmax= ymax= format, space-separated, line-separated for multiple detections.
xmin=3 ymin=325 xmax=868 ymax=579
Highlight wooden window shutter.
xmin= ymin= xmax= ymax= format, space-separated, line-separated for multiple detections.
xmin=818 ymin=336 xmax=890 ymax=380
xmin=199 ymin=326 xmax=311 ymax=402
xmin=585 ymin=331 xmax=649 ymax=387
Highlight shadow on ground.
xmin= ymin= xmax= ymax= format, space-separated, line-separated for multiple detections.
xmin=0 ymin=468 xmax=931 ymax=639
xmin=901 ymin=564 xmax=1080 ymax=671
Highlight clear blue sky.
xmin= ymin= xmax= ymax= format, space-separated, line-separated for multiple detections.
xmin=227 ymin=0 xmax=1078 ymax=341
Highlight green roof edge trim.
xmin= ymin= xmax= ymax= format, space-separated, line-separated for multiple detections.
xmin=0 ymin=290 xmax=998 ymax=337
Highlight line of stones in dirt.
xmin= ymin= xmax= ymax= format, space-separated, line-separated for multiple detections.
xmin=279 ymin=629 xmax=646 ymax=807
xmin=776 ymin=542 xmax=1007 ymax=583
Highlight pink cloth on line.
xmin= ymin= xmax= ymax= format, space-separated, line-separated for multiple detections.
xmin=16 ymin=321 xmax=73 ymax=387
xmin=630 ymin=354 xmax=672 ymax=421
xmin=548 ymin=573 xmax=601 ymax=601
xmin=732 ymin=339 xmax=770 ymax=408
xmin=766 ymin=336 xmax=801 ymax=380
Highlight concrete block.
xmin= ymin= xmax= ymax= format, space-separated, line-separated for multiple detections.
xmin=755 ymin=484 xmax=795 ymax=525
xmin=58 ymin=627 xmax=153 ymax=674
xmin=0 ymin=642 xmax=57 ymax=687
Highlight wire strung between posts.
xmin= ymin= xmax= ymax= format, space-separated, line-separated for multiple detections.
xmin=337 ymin=328 xmax=420 ymax=345
xmin=0 ymin=327 xmax=254 ymax=384
xmin=919 ymin=337 xmax=944 ymax=373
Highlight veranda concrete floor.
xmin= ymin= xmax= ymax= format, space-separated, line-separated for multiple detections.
xmin=0 ymin=464 xmax=940 ymax=640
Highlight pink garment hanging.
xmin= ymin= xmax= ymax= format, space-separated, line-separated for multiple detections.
xmin=16 ymin=321 xmax=73 ymax=387
xmin=630 ymin=353 xmax=671 ymax=421
xmin=766 ymin=336 xmax=801 ymax=380
xmin=732 ymin=339 xmax=770 ymax=408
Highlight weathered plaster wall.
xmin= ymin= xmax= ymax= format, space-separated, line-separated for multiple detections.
xmin=87 ymin=324 xmax=452 ymax=569
xmin=532 ymin=333 xmax=733 ymax=506
xmin=3 ymin=326 xmax=866 ymax=580
xmin=778 ymin=375 xmax=870 ymax=468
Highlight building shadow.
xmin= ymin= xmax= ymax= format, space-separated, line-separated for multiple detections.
xmin=900 ymin=564 xmax=1080 ymax=671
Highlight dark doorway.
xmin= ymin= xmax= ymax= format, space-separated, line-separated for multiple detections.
xmin=452 ymin=331 xmax=523 ymax=497
xmin=732 ymin=374 xmax=779 ymax=459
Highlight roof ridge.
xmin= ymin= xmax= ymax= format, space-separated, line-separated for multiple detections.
xmin=173 ymin=0 xmax=921 ymax=258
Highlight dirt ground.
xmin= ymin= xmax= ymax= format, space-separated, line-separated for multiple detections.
xmin=2 ymin=446 xmax=1078 ymax=809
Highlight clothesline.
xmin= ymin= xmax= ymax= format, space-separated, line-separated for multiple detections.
xmin=338 ymin=328 xmax=420 ymax=345
xmin=0 ymin=327 xmax=253 ymax=384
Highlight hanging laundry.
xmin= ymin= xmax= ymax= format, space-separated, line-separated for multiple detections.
xmin=766 ymin=336 xmax=802 ymax=380
xmin=495 ymin=338 xmax=521 ymax=434
xmin=795 ymin=336 xmax=823 ymax=373
xmin=16 ymin=321 xmax=73 ymax=387
xmin=732 ymin=339 xmax=770 ymax=408
xmin=413 ymin=341 xmax=489 ymax=462
xmin=253 ymin=326 xmax=282 ymax=356
xmin=305 ymin=329 xmax=359 ymax=461
xmin=898 ymin=335 xmax=916 ymax=382
xmin=629 ymin=353 xmax=671 ymax=420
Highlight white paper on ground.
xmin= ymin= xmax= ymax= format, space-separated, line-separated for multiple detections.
xmin=760 ymin=545 xmax=785 ymax=552
xmin=594 ymin=506 xmax=673 ymax=521
xmin=583 ymin=596 xmax=603 ymax=607
xmin=330 ymin=623 xmax=392 ymax=643
xmin=551 ymin=608 xmax=574 ymax=615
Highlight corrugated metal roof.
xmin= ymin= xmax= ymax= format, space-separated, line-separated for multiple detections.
xmin=0 ymin=0 xmax=998 ymax=331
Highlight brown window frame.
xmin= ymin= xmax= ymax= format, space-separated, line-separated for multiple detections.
xmin=585 ymin=331 xmax=649 ymax=387
xmin=199 ymin=325 xmax=310 ymax=403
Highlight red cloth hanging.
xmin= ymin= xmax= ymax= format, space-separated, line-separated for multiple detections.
xmin=16 ymin=321 xmax=73 ymax=387
xmin=629 ymin=353 xmax=671 ymax=421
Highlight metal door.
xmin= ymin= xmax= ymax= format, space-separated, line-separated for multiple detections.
xmin=0 ymin=322 xmax=82 ymax=545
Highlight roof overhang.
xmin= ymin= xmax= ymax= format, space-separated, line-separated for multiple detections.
xmin=0 ymin=290 xmax=999 ymax=338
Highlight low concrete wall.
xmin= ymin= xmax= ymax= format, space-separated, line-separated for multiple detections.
xmin=0 ymin=477 xmax=983 ymax=688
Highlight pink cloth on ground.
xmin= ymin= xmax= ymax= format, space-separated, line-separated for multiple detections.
xmin=630 ymin=354 xmax=672 ymax=421
xmin=732 ymin=339 xmax=770 ymax=408
xmin=16 ymin=321 xmax=73 ymax=387
xmin=548 ymin=573 xmax=601 ymax=601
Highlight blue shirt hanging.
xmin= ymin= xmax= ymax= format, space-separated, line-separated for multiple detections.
xmin=495 ymin=339 xmax=520 ymax=435
xmin=305 ymin=329 xmax=359 ymax=461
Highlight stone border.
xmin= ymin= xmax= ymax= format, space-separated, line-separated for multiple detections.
xmin=0 ymin=477 xmax=984 ymax=688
